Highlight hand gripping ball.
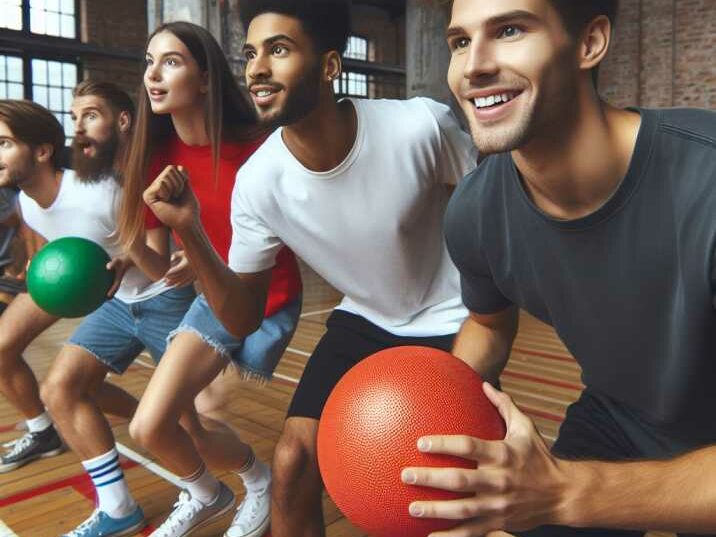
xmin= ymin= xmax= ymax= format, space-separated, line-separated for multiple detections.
xmin=27 ymin=237 xmax=114 ymax=318
xmin=317 ymin=345 xmax=506 ymax=537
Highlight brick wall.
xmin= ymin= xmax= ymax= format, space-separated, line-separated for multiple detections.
xmin=79 ymin=0 xmax=146 ymax=97
xmin=600 ymin=0 xmax=716 ymax=109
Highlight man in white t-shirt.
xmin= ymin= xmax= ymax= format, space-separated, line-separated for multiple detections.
xmin=141 ymin=1 xmax=477 ymax=535
xmin=0 ymin=86 xmax=195 ymax=537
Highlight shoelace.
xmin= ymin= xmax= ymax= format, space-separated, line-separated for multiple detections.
xmin=66 ymin=510 xmax=101 ymax=537
xmin=2 ymin=433 xmax=33 ymax=458
xmin=154 ymin=491 xmax=203 ymax=535
xmin=232 ymin=489 xmax=267 ymax=531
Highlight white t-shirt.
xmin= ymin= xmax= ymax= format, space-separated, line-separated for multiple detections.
xmin=18 ymin=169 xmax=171 ymax=303
xmin=229 ymin=97 xmax=477 ymax=336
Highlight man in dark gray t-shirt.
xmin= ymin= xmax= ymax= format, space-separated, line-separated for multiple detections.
xmin=398 ymin=1 xmax=716 ymax=536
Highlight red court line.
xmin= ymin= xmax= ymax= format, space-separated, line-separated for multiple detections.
xmin=0 ymin=459 xmax=139 ymax=507
xmin=512 ymin=346 xmax=576 ymax=363
xmin=0 ymin=423 xmax=19 ymax=433
xmin=502 ymin=370 xmax=583 ymax=391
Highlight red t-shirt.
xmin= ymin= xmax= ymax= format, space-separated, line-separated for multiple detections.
xmin=147 ymin=135 xmax=302 ymax=317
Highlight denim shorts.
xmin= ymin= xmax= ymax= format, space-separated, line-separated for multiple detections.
xmin=169 ymin=293 xmax=302 ymax=381
xmin=68 ymin=285 xmax=196 ymax=373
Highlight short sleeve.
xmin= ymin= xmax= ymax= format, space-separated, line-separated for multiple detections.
xmin=421 ymin=98 xmax=478 ymax=185
xmin=228 ymin=170 xmax=285 ymax=274
xmin=444 ymin=178 xmax=512 ymax=314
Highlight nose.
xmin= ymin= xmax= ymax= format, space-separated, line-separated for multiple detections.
xmin=246 ymin=52 xmax=271 ymax=82
xmin=73 ymin=116 xmax=84 ymax=134
xmin=464 ymin=36 xmax=499 ymax=81
xmin=145 ymin=62 xmax=161 ymax=83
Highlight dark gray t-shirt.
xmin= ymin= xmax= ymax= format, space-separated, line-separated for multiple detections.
xmin=445 ymin=108 xmax=716 ymax=441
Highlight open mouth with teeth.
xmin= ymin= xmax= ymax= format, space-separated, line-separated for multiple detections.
xmin=473 ymin=91 xmax=520 ymax=110
xmin=255 ymin=89 xmax=274 ymax=98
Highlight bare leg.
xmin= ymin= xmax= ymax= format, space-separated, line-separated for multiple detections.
xmin=129 ymin=332 xmax=250 ymax=475
xmin=271 ymin=417 xmax=325 ymax=537
xmin=0 ymin=293 xmax=57 ymax=419
xmin=194 ymin=367 xmax=240 ymax=419
xmin=41 ymin=345 xmax=115 ymax=459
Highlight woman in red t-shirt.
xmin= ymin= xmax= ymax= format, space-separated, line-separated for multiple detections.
xmin=117 ymin=21 xmax=301 ymax=537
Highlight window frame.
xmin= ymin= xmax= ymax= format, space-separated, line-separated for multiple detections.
xmin=1 ymin=0 xmax=81 ymax=41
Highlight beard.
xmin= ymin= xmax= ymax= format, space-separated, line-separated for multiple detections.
xmin=258 ymin=62 xmax=323 ymax=128
xmin=0 ymin=160 xmax=35 ymax=189
xmin=71 ymin=129 xmax=120 ymax=183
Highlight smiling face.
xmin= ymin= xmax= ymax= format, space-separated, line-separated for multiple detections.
xmin=447 ymin=0 xmax=578 ymax=155
xmin=243 ymin=13 xmax=323 ymax=127
xmin=144 ymin=31 xmax=206 ymax=116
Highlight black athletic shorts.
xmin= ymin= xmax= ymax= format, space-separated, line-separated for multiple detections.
xmin=516 ymin=389 xmax=715 ymax=537
xmin=286 ymin=309 xmax=455 ymax=419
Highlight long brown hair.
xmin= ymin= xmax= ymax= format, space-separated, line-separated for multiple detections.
xmin=118 ymin=21 xmax=262 ymax=248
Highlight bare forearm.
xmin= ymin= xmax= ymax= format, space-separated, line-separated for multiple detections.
xmin=451 ymin=307 xmax=518 ymax=385
xmin=562 ymin=446 xmax=716 ymax=532
xmin=176 ymin=221 xmax=265 ymax=337
xmin=127 ymin=243 xmax=167 ymax=281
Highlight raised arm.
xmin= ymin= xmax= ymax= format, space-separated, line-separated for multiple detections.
xmin=142 ymin=165 xmax=270 ymax=337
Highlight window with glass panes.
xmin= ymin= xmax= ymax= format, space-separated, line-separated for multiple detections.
xmin=0 ymin=54 xmax=24 ymax=99
xmin=1 ymin=0 xmax=77 ymax=38
xmin=0 ymin=0 xmax=79 ymax=140
xmin=31 ymin=59 xmax=76 ymax=140
xmin=334 ymin=35 xmax=369 ymax=98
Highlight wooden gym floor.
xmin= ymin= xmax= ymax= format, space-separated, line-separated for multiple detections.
xmin=0 ymin=264 xmax=670 ymax=537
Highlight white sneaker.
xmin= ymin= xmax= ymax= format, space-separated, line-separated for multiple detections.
xmin=224 ymin=483 xmax=271 ymax=537
xmin=151 ymin=482 xmax=235 ymax=537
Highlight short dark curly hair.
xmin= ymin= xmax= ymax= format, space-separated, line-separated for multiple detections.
xmin=239 ymin=0 xmax=352 ymax=55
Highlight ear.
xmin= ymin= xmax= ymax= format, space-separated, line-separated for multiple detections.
xmin=118 ymin=110 xmax=131 ymax=133
xmin=579 ymin=15 xmax=612 ymax=73
xmin=34 ymin=143 xmax=54 ymax=166
xmin=323 ymin=50 xmax=342 ymax=85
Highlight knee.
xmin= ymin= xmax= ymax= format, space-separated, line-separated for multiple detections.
xmin=129 ymin=409 xmax=166 ymax=451
xmin=272 ymin=432 xmax=319 ymax=489
xmin=40 ymin=374 xmax=75 ymax=416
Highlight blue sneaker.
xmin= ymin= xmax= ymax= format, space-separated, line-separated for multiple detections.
xmin=62 ymin=506 xmax=146 ymax=537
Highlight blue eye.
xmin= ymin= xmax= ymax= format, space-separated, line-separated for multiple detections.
xmin=498 ymin=25 xmax=522 ymax=38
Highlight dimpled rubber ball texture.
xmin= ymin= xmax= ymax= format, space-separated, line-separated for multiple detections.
xmin=27 ymin=237 xmax=113 ymax=318
xmin=317 ymin=345 xmax=506 ymax=537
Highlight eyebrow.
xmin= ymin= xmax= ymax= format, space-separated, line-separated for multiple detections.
xmin=145 ymin=50 xmax=187 ymax=60
xmin=70 ymin=106 xmax=102 ymax=117
xmin=446 ymin=9 xmax=542 ymax=36
xmin=243 ymin=33 xmax=298 ymax=53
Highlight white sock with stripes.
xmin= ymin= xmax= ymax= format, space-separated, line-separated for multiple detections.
xmin=181 ymin=463 xmax=220 ymax=505
xmin=82 ymin=448 xmax=135 ymax=518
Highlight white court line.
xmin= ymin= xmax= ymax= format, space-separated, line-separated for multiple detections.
xmin=286 ymin=347 xmax=310 ymax=357
xmin=300 ymin=307 xmax=334 ymax=318
xmin=272 ymin=372 xmax=300 ymax=384
xmin=0 ymin=519 xmax=19 ymax=537
xmin=134 ymin=358 xmax=156 ymax=370
xmin=116 ymin=442 xmax=182 ymax=488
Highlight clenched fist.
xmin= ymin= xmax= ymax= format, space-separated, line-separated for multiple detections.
xmin=143 ymin=165 xmax=200 ymax=231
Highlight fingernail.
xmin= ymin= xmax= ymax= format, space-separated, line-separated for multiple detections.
xmin=418 ymin=438 xmax=431 ymax=452
xmin=409 ymin=503 xmax=424 ymax=517
xmin=401 ymin=470 xmax=416 ymax=484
